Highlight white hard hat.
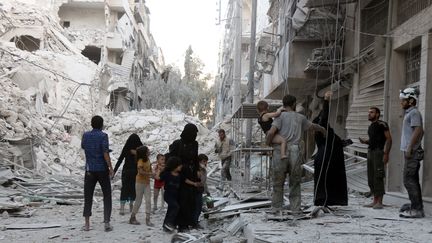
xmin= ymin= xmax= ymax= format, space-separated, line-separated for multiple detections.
xmin=399 ymin=87 xmax=419 ymax=100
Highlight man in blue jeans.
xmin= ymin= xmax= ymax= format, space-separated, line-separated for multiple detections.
xmin=81 ymin=115 xmax=114 ymax=231
xmin=399 ymin=88 xmax=424 ymax=218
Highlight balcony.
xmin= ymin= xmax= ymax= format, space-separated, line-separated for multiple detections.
xmin=107 ymin=0 xmax=125 ymax=12
xmin=304 ymin=46 xmax=341 ymax=76
xmin=263 ymin=41 xmax=331 ymax=99
xmin=61 ymin=0 xmax=104 ymax=9
xmin=294 ymin=9 xmax=342 ymax=42
xmin=106 ymin=32 xmax=123 ymax=50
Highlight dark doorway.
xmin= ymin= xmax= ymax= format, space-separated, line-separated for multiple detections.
xmin=81 ymin=46 xmax=101 ymax=64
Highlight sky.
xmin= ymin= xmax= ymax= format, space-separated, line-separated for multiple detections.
xmin=145 ymin=0 xmax=222 ymax=76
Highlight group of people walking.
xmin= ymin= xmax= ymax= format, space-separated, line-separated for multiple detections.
xmin=79 ymin=87 xmax=425 ymax=232
xmin=81 ymin=119 xmax=210 ymax=232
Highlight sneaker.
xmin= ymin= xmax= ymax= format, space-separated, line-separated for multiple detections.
xmin=163 ymin=223 xmax=175 ymax=232
xmin=399 ymin=203 xmax=411 ymax=212
xmin=129 ymin=216 xmax=141 ymax=225
xmin=104 ymin=223 xmax=113 ymax=232
xmin=399 ymin=209 xmax=425 ymax=218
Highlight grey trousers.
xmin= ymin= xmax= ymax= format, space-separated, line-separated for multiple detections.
xmin=272 ymin=144 xmax=302 ymax=212
xmin=132 ymin=183 xmax=151 ymax=215
xmin=403 ymin=148 xmax=424 ymax=210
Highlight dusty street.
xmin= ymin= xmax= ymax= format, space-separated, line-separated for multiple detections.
xmin=1 ymin=186 xmax=431 ymax=243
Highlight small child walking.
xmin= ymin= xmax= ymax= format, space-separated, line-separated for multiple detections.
xmin=129 ymin=146 xmax=153 ymax=226
xmin=160 ymin=156 xmax=183 ymax=232
xmin=193 ymin=154 xmax=210 ymax=227
xmin=256 ymin=100 xmax=287 ymax=159
xmin=152 ymin=154 xmax=165 ymax=211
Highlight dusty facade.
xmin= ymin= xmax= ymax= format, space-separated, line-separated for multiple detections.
xmin=57 ymin=0 xmax=164 ymax=114
xmin=216 ymin=0 xmax=432 ymax=213
xmin=0 ymin=0 xmax=165 ymax=174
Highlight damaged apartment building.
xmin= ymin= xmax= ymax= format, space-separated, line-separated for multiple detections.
xmin=216 ymin=0 xmax=432 ymax=212
xmin=0 ymin=0 xmax=163 ymax=172
xmin=58 ymin=0 xmax=164 ymax=114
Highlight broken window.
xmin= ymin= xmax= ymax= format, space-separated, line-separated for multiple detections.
xmin=11 ymin=35 xmax=40 ymax=52
xmin=405 ymin=45 xmax=421 ymax=84
xmin=81 ymin=46 xmax=101 ymax=64
xmin=107 ymin=50 xmax=123 ymax=65
xmin=360 ymin=0 xmax=388 ymax=51
xmin=397 ymin=0 xmax=432 ymax=25
xmin=62 ymin=21 xmax=70 ymax=28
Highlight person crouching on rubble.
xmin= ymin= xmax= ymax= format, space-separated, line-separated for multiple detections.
xmin=129 ymin=145 xmax=154 ymax=226
xmin=160 ymin=156 xmax=183 ymax=232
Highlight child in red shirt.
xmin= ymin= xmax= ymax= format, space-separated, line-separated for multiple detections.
xmin=152 ymin=154 xmax=165 ymax=211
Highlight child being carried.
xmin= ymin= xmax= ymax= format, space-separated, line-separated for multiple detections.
xmin=256 ymin=100 xmax=287 ymax=159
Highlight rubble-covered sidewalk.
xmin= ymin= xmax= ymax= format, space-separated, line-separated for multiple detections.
xmin=1 ymin=176 xmax=432 ymax=242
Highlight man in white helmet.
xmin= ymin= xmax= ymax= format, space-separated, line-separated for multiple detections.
xmin=399 ymin=87 xmax=425 ymax=218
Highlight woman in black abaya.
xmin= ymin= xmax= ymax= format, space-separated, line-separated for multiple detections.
xmin=167 ymin=123 xmax=200 ymax=231
xmin=312 ymin=91 xmax=348 ymax=206
xmin=114 ymin=133 xmax=143 ymax=214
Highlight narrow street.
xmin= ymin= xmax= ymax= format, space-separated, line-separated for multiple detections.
xmin=2 ymin=0 xmax=432 ymax=242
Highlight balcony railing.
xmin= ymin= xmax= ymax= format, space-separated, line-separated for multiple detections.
xmin=397 ymin=0 xmax=432 ymax=25
xmin=294 ymin=14 xmax=341 ymax=41
xmin=305 ymin=46 xmax=341 ymax=73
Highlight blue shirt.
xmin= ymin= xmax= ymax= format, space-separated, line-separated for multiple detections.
xmin=81 ymin=129 xmax=110 ymax=172
xmin=401 ymin=106 xmax=423 ymax=152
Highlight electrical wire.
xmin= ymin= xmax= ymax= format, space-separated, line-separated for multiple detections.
xmin=0 ymin=47 xmax=94 ymax=88
xmin=342 ymin=25 xmax=431 ymax=38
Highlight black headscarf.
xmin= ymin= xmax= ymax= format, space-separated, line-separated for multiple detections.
xmin=120 ymin=133 xmax=143 ymax=157
xmin=114 ymin=133 xmax=143 ymax=173
xmin=180 ymin=123 xmax=198 ymax=143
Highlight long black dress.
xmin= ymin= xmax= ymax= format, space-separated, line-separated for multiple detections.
xmin=114 ymin=133 xmax=143 ymax=203
xmin=167 ymin=124 xmax=199 ymax=230
xmin=312 ymin=100 xmax=348 ymax=206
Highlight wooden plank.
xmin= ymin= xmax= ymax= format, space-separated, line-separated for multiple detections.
xmin=217 ymin=201 xmax=271 ymax=213
xmin=3 ymin=223 xmax=61 ymax=230
xmin=331 ymin=232 xmax=386 ymax=236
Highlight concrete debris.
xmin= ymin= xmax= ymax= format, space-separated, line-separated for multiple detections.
xmin=1 ymin=223 xmax=61 ymax=230
xmin=225 ymin=216 xmax=245 ymax=235
xmin=171 ymin=233 xmax=206 ymax=243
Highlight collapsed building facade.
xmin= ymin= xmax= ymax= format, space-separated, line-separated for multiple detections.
xmin=58 ymin=0 xmax=164 ymax=114
xmin=0 ymin=0 xmax=164 ymax=173
xmin=216 ymin=0 xmax=432 ymax=212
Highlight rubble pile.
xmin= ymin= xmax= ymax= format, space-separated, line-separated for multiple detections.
xmin=105 ymin=109 xmax=218 ymax=162
xmin=64 ymin=28 xmax=105 ymax=49
xmin=0 ymin=1 xmax=81 ymax=54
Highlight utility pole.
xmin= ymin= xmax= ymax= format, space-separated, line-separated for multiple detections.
xmin=232 ymin=0 xmax=242 ymax=114
xmin=245 ymin=0 xmax=257 ymax=182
